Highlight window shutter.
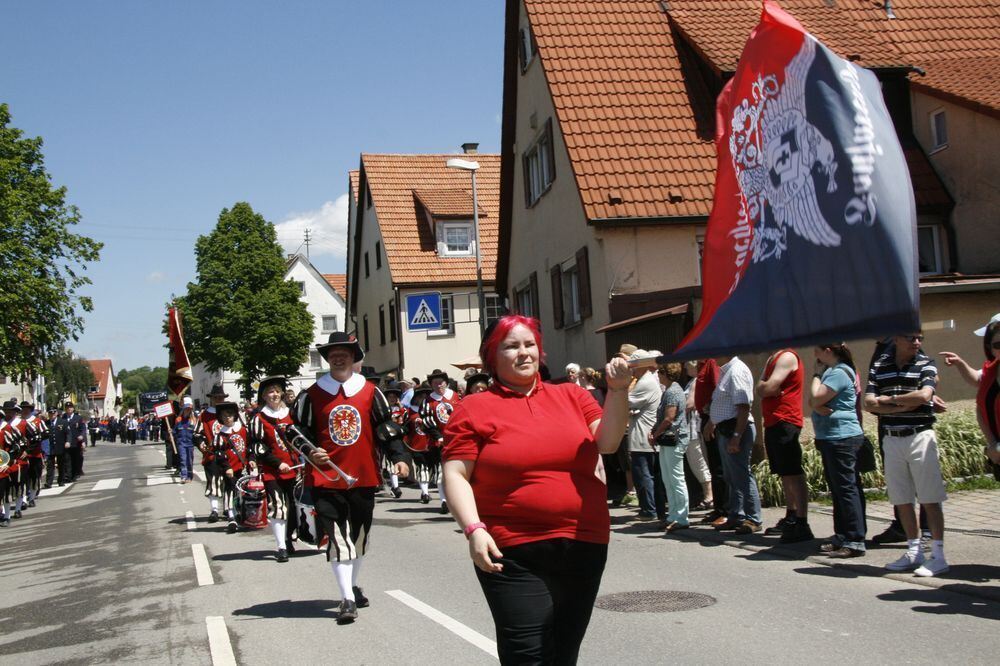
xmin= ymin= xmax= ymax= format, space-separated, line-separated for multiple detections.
xmin=550 ymin=265 xmax=564 ymax=329
xmin=522 ymin=153 xmax=532 ymax=207
xmin=529 ymin=272 xmax=539 ymax=322
xmin=545 ymin=118 xmax=556 ymax=185
xmin=576 ymin=245 xmax=592 ymax=319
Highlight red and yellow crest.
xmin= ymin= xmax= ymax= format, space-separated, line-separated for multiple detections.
xmin=328 ymin=405 xmax=362 ymax=447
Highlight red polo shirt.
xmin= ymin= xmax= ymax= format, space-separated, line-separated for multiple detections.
xmin=442 ymin=379 xmax=606 ymax=549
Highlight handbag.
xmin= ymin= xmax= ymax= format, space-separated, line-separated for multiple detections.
xmin=656 ymin=431 xmax=678 ymax=447
xmin=857 ymin=436 xmax=878 ymax=474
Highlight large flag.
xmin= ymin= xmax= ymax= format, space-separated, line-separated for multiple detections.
xmin=672 ymin=1 xmax=919 ymax=360
xmin=167 ymin=306 xmax=193 ymax=397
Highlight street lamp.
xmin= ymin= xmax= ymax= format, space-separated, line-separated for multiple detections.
xmin=445 ymin=155 xmax=486 ymax=338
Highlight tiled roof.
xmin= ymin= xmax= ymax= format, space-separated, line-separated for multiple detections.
xmin=667 ymin=0 xmax=908 ymax=73
xmin=413 ymin=188 xmax=488 ymax=218
xmin=525 ymin=0 xmax=717 ymax=221
xmin=361 ymin=154 xmax=500 ymax=285
xmin=322 ymin=273 xmax=347 ymax=301
xmin=86 ymin=359 xmax=113 ymax=399
xmin=910 ymin=56 xmax=1000 ymax=118
xmin=349 ymin=170 xmax=360 ymax=204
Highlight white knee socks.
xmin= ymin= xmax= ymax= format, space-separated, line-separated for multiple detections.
xmin=419 ymin=481 xmax=429 ymax=494
xmin=438 ymin=480 xmax=447 ymax=504
xmin=352 ymin=556 xmax=363 ymax=587
xmin=272 ymin=519 xmax=287 ymax=550
xmin=389 ymin=473 xmax=399 ymax=489
xmin=332 ymin=560 xmax=355 ymax=601
xmin=209 ymin=496 xmax=220 ymax=512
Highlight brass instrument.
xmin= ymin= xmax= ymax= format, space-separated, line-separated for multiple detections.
xmin=279 ymin=424 xmax=358 ymax=488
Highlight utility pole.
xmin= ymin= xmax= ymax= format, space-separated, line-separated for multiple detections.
xmin=304 ymin=228 xmax=312 ymax=259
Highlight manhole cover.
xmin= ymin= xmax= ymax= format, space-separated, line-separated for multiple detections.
xmin=594 ymin=590 xmax=716 ymax=613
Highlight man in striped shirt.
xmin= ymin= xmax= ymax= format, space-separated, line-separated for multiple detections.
xmin=864 ymin=332 xmax=948 ymax=577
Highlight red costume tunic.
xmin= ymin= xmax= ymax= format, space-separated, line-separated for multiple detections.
xmin=406 ymin=409 xmax=431 ymax=453
xmin=424 ymin=388 xmax=460 ymax=447
xmin=250 ymin=406 xmax=297 ymax=482
xmin=7 ymin=417 xmax=29 ymax=475
xmin=213 ymin=423 xmax=248 ymax=473
xmin=195 ymin=408 xmax=222 ymax=464
xmin=25 ymin=415 xmax=47 ymax=459
xmin=0 ymin=421 xmax=16 ymax=480
xmin=443 ymin=379 xmax=606 ymax=549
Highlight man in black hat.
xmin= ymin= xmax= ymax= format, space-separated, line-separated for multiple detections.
xmin=195 ymin=383 xmax=230 ymax=522
xmin=421 ymin=369 xmax=460 ymax=514
xmin=55 ymin=402 xmax=88 ymax=482
xmin=1 ymin=399 xmax=26 ymax=521
xmin=44 ymin=408 xmax=63 ymax=488
xmin=294 ymin=331 xmax=411 ymax=624
xmin=381 ymin=382 xmax=408 ymax=499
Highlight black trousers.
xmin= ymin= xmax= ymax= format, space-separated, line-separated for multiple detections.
xmin=475 ymin=538 xmax=607 ymax=665
xmin=45 ymin=452 xmax=70 ymax=485
xmin=68 ymin=447 xmax=84 ymax=479
xmin=701 ymin=424 xmax=728 ymax=513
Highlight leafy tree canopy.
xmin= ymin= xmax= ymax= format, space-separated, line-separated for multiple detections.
xmin=117 ymin=366 xmax=168 ymax=394
xmin=0 ymin=104 xmax=102 ymax=380
xmin=43 ymin=347 xmax=95 ymax=407
xmin=175 ymin=202 xmax=313 ymax=399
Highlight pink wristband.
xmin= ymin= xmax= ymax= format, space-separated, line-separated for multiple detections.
xmin=463 ymin=522 xmax=487 ymax=538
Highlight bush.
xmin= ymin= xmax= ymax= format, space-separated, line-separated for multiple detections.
xmin=753 ymin=409 xmax=987 ymax=507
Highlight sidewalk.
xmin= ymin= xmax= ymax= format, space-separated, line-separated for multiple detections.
xmin=610 ymin=489 xmax=1000 ymax=602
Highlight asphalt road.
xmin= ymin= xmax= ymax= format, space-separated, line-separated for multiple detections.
xmin=2 ymin=442 xmax=997 ymax=665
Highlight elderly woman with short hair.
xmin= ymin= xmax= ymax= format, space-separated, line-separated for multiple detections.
xmin=651 ymin=363 xmax=690 ymax=532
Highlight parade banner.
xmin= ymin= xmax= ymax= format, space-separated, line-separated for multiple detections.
xmin=671 ymin=1 xmax=919 ymax=360
xmin=167 ymin=306 xmax=193 ymax=397
xmin=153 ymin=401 xmax=174 ymax=419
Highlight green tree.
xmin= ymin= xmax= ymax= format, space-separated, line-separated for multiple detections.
xmin=175 ymin=202 xmax=312 ymax=399
xmin=0 ymin=104 xmax=102 ymax=380
xmin=117 ymin=366 xmax=168 ymax=394
xmin=43 ymin=347 xmax=95 ymax=406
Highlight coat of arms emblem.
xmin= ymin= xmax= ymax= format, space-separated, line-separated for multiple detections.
xmin=329 ymin=404 xmax=362 ymax=447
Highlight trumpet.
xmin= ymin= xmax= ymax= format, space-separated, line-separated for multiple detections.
xmin=279 ymin=424 xmax=358 ymax=488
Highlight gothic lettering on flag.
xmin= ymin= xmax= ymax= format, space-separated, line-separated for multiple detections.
xmin=671 ymin=1 xmax=919 ymax=360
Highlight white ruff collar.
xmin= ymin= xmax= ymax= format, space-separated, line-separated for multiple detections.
xmin=262 ymin=405 xmax=289 ymax=419
xmin=430 ymin=387 xmax=454 ymax=401
xmin=317 ymin=372 xmax=366 ymax=398
xmin=10 ymin=417 xmax=22 ymax=427
xmin=206 ymin=407 xmax=217 ymax=414
xmin=220 ymin=422 xmax=244 ymax=435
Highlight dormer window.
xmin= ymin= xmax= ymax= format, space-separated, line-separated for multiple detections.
xmin=437 ymin=220 xmax=475 ymax=257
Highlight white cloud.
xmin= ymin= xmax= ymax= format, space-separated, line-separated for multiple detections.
xmin=274 ymin=194 xmax=350 ymax=260
xmin=146 ymin=271 xmax=166 ymax=283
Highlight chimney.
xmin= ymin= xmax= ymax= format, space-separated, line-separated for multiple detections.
xmin=884 ymin=1 xmax=896 ymax=19
xmin=461 ymin=142 xmax=479 ymax=154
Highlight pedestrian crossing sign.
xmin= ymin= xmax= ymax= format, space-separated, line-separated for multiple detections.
xmin=406 ymin=292 xmax=442 ymax=331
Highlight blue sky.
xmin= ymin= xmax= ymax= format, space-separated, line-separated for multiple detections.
xmin=2 ymin=1 xmax=504 ymax=372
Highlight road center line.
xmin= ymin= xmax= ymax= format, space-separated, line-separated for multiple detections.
xmin=386 ymin=589 xmax=498 ymax=660
xmin=191 ymin=544 xmax=214 ymax=586
xmin=205 ymin=616 xmax=237 ymax=666
xmin=185 ymin=511 xmax=197 ymax=531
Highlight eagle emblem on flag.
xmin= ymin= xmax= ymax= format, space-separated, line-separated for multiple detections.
xmin=329 ymin=404 xmax=362 ymax=447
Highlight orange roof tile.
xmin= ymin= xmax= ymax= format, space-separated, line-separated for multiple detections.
xmin=86 ymin=359 xmax=113 ymax=399
xmin=413 ymin=189 xmax=489 ymax=218
xmin=322 ymin=273 xmax=347 ymax=301
xmin=911 ymin=55 xmax=1000 ymax=118
xmin=360 ymin=154 xmax=500 ymax=286
xmin=349 ymin=170 xmax=360 ymax=204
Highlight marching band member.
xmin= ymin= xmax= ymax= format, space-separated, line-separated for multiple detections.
xmin=422 ymin=369 xmax=460 ymax=514
xmin=382 ymin=382 xmax=407 ymax=499
xmin=194 ymin=383 xmax=229 ymax=522
xmin=294 ymin=332 xmax=410 ymax=625
xmin=249 ymin=375 xmax=299 ymax=562
xmin=0 ymin=401 xmax=23 ymax=526
xmin=21 ymin=400 xmax=47 ymax=508
xmin=1 ymin=399 xmax=28 ymax=520
xmin=464 ymin=372 xmax=491 ymax=395
xmin=210 ymin=401 xmax=251 ymax=534
xmin=407 ymin=384 xmax=435 ymax=504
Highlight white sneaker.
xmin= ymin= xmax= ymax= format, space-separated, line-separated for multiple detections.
xmin=885 ymin=551 xmax=925 ymax=572
xmin=914 ymin=557 xmax=950 ymax=577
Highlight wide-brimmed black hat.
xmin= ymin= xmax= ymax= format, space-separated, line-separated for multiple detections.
xmin=19 ymin=399 xmax=34 ymax=409
xmin=215 ymin=401 xmax=239 ymax=415
xmin=384 ymin=381 xmax=404 ymax=396
xmin=316 ymin=331 xmax=365 ymax=362
xmin=2 ymin=399 xmax=19 ymax=411
xmin=427 ymin=368 xmax=450 ymax=383
xmin=208 ymin=383 xmax=229 ymax=398
xmin=464 ymin=373 xmax=490 ymax=390
xmin=256 ymin=375 xmax=288 ymax=403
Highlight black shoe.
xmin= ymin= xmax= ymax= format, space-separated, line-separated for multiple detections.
xmin=43 ymin=484 xmax=52 ymax=489
xmin=226 ymin=521 xmax=238 ymax=534
xmin=353 ymin=586 xmax=369 ymax=608
xmin=276 ymin=549 xmax=289 ymax=563
xmin=827 ymin=546 xmax=865 ymax=559
xmin=420 ymin=493 xmax=430 ymax=504
xmin=208 ymin=510 xmax=219 ymax=523
xmin=337 ymin=599 xmax=358 ymax=624
xmin=28 ymin=500 xmax=36 ymax=508
xmin=391 ymin=487 xmax=402 ymax=499
xmin=780 ymin=521 xmax=815 ymax=544
xmin=764 ymin=516 xmax=792 ymax=536
xmin=57 ymin=482 xmax=65 ymax=487
xmin=871 ymin=525 xmax=907 ymax=545
xmin=440 ymin=501 xmax=449 ymax=515
xmin=286 ymin=539 xmax=296 ymax=554
xmin=13 ymin=510 xmax=22 ymax=519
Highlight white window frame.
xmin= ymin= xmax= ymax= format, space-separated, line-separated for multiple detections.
xmin=427 ymin=294 xmax=455 ymax=338
xmin=309 ymin=350 xmax=323 ymax=370
xmin=294 ymin=281 xmax=305 ymax=295
xmin=436 ymin=221 xmax=475 ymax=257
xmin=321 ymin=315 xmax=338 ymax=333
xmin=524 ymin=124 xmax=554 ymax=206
xmin=484 ymin=293 xmax=504 ymax=326
xmin=930 ymin=109 xmax=948 ymax=152
xmin=917 ymin=225 xmax=944 ymax=276
xmin=514 ymin=279 xmax=535 ymax=319
xmin=518 ymin=25 xmax=537 ymax=72
xmin=561 ymin=261 xmax=582 ymax=327
xmin=695 ymin=233 xmax=705 ymax=285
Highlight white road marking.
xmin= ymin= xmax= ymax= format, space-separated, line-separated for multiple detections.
xmin=37 ymin=483 xmax=73 ymax=497
xmin=90 ymin=478 xmax=122 ymax=491
xmin=191 ymin=544 xmax=214 ymax=586
xmin=205 ymin=616 xmax=237 ymax=666
xmin=194 ymin=469 xmax=206 ymax=482
xmin=386 ymin=589 xmax=498 ymax=659
xmin=185 ymin=511 xmax=197 ymax=531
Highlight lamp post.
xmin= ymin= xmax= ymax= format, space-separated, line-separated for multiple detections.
xmin=445 ymin=156 xmax=486 ymax=338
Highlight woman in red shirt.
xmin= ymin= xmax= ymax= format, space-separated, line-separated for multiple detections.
xmin=442 ymin=315 xmax=630 ymax=665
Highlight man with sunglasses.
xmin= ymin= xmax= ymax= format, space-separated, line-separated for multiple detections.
xmin=864 ymin=331 xmax=948 ymax=577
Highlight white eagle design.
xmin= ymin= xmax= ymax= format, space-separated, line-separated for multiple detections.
xmin=729 ymin=36 xmax=840 ymax=262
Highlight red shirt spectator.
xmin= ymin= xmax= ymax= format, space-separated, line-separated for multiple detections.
xmin=694 ymin=359 xmax=720 ymax=414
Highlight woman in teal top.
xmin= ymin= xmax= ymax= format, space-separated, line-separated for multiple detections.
xmin=809 ymin=343 xmax=867 ymax=557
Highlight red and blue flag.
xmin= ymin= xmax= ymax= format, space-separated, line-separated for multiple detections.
xmin=672 ymin=1 xmax=919 ymax=359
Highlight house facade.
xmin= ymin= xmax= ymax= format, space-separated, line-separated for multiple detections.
xmin=84 ymin=359 xmax=121 ymax=417
xmin=190 ymin=254 xmax=346 ymax=405
xmin=346 ymin=151 xmax=504 ymax=381
xmin=498 ymin=0 xmax=999 ymax=400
